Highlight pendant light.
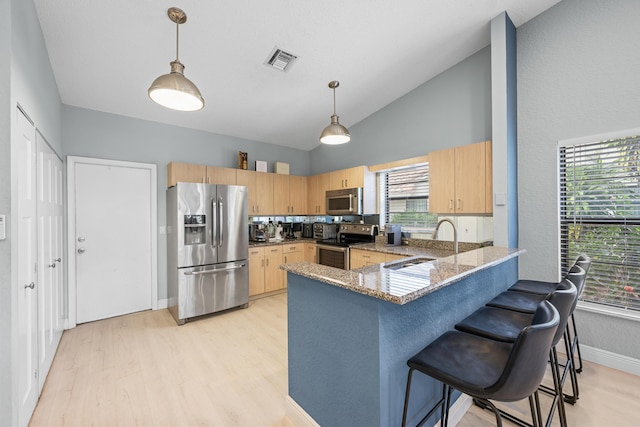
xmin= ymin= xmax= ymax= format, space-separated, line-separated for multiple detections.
xmin=320 ymin=81 xmax=350 ymax=145
xmin=148 ymin=7 xmax=204 ymax=111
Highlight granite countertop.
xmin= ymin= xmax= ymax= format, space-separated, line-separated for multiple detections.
xmin=281 ymin=246 xmax=525 ymax=305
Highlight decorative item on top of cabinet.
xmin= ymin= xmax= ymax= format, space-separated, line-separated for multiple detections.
xmin=429 ymin=140 xmax=492 ymax=214
xmin=238 ymin=151 xmax=248 ymax=170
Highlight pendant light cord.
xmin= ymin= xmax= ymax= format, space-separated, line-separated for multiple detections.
xmin=175 ymin=19 xmax=180 ymax=61
xmin=333 ymin=88 xmax=337 ymax=115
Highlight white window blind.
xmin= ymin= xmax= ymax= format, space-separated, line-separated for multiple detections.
xmin=560 ymin=135 xmax=640 ymax=311
xmin=384 ymin=164 xmax=438 ymax=233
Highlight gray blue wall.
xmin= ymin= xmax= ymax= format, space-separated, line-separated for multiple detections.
xmin=309 ymin=46 xmax=492 ymax=174
xmin=517 ymin=0 xmax=640 ymax=360
xmin=62 ymin=106 xmax=311 ymax=300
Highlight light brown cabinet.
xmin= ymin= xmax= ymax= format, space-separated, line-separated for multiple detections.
xmin=282 ymin=244 xmax=304 ymax=288
xmin=264 ymin=246 xmax=284 ymax=292
xmin=248 ymin=247 xmax=266 ymax=296
xmin=249 ymin=245 xmax=284 ymax=296
xmin=304 ymin=243 xmax=317 ymax=263
xmin=273 ymin=174 xmax=308 ymax=215
xmin=329 ymin=166 xmax=367 ymax=190
xmin=349 ymin=249 xmax=386 ymax=270
xmin=429 ymin=141 xmax=492 ymax=214
xmin=207 ymin=166 xmax=237 ymax=185
xmin=167 ymin=162 xmax=238 ymax=187
xmin=350 ymin=249 xmax=408 ymax=270
xmin=237 ymin=170 xmax=274 ymax=215
xmin=307 ymin=173 xmax=330 ymax=214
xmin=167 ymin=162 xmax=206 ymax=187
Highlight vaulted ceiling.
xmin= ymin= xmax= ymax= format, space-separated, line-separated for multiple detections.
xmin=34 ymin=0 xmax=561 ymax=151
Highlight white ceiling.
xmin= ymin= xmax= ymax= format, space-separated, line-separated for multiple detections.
xmin=33 ymin=0 xmax=561 ymax=151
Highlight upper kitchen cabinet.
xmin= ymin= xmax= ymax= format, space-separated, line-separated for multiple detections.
xmin=207 ymin=166 xmax=237 ymax=185
xmin=307 ymin=173 xmax=330 ymax=215
xmin=429 ymin=141 xmax=492 ymax=214
xmin=167 ymin=162 xmax=237 ymax=187
xmin=237 ymin=169 xmax=274 ymax=215
xmin=329 ymin=166 xmax=368 ymax=190
xmin=273 ymin=174 xmax=308 ymax=215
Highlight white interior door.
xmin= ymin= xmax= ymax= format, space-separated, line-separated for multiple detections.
xmin=36 ymin=134 xmax=64 ymax=393
xmin=70 ymin=158 xmax=157 ymax=324
xmin=16 ymin=108 xmax=38 ymax=427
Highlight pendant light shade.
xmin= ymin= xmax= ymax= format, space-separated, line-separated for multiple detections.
xmin=320 ymin=81 xmax=350 ymax=145
xmin=148 ymin=8 xmax=204 ymax=111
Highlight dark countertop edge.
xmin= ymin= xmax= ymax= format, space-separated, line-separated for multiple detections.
xmin=249 ymin=238 xmax=317 ymax=247
xmin=281 ymin=247 xmax=526 ymax=305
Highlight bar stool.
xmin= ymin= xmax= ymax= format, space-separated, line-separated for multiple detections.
xmin=455 ymin=280 xmax=577 ymax=427
xmin=566 ymin=255 xmax=592 ymax=374
xmin=484 ymin=268 xmax=586 ymax=404
xmin=401 ymin=301 xmax=559 ymax=427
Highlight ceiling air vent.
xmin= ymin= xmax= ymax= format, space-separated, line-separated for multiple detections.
xmin=265 ymin=47 xmax=298 ymax=72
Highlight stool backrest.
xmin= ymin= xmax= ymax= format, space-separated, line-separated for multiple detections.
xmin=566 ymin=265 xmax=587 ymax=313
xmin=546 ymin=279 xmax=578 ymax=345
xmin=489 ymin=301 xmax=559 ymax=401
xmin=575 ymin=254 xmax=592 ymax=277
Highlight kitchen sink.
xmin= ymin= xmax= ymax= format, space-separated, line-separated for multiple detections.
xmin=384 ymin=257 xmax=436 ymax=270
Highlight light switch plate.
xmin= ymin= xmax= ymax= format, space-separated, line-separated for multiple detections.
xmin=495 ymin=193 xmax=506 ymax=206
xmin=0 ymin=215 xmax=5 ymax=240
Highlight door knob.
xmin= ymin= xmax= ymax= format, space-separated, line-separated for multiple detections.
xmin=77 ymin=248 xmax=86 ymax=254
xmin=54 ymin=258 xmax=62 ymax=263
xmin=48 ymin=263 xmax=56 ymax=268
xmin=24 ymin=282 xmax=35 ymax=290
xmin=77 ymin=236 xmax=85 ymax=242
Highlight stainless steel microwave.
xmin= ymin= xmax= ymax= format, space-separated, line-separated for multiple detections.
xmin=326 ymin=188 xmax=362 ymax=216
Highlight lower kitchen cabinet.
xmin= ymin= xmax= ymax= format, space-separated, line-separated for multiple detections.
xmin=350 ymin=249 xmax=386 ymax=269
xmin=282 ymin=244 xmax=304 ymax=288
xmin=249 ymin=245 xmax=284 ymax=296
xmin=304 ymin=243 xmax=317 ymax=263
xmin=350 ymin=249 xmax=408 ymax=269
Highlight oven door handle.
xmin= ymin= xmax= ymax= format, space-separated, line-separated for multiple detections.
xmin=316 ymin=244 xmax=349 ymax=253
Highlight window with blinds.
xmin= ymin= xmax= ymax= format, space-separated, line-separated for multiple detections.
xmin=560 ymin=135 xmax=640 ymax=311
xmin=383 ymin=164 xmax=438 ymax=236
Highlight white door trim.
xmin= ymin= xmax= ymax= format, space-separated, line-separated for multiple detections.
xmin=66 ymin=156 xmax=157 ymax=329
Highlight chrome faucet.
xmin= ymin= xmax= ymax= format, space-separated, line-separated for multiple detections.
xmin=432 ymin=218 xmax=458 ymax=254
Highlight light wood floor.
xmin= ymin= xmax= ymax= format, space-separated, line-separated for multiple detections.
xmin=30 ymin=292 xmax=640 ymax=426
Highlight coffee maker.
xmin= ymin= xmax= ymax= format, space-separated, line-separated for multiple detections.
xmin=385 ymin=224 xmax=402 ymax=246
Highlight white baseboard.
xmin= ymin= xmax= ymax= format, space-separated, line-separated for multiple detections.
xmin=285 ymin=396 xmax=320 ymax=427
xmin=156 ymin=298 xmax=168 ymax=310
xmin=284 ymin=393 xmax=472 ymax=427
xmin=580 ymin=344 xmax=640 ymax=376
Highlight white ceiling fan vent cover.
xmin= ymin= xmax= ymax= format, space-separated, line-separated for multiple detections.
xmin=265 ymin=47 xmax=298 ymax=72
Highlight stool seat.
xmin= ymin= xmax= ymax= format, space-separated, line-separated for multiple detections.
xmin=455 ymin=306 xmax=533 ymax=342
xmin=486 ymin=290 xmax=546 ymax=314
xmin=509 ymin=279 xmax=559 ymax=295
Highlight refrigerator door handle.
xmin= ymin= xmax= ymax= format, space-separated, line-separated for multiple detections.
xmin=212 ymin=197 xmax=218 ymax=247
xmin=218 ymin=196 xmax=224 ymax=247
xmin=183 ymin=263 xmax=247 ymax=276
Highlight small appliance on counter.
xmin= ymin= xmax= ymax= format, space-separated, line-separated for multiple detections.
xmin=314 ymin=222 xmax=337 ymax=241
xmin=386 ymin=224 xmax=402 ymax=246
xmin=249 ymin=224 xmax=266 ymax=242
xmin=302 ymin=223 xmax=314 ymax=238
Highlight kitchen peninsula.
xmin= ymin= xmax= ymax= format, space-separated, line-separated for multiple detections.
xmin=282 ymin=246 xmax=524 ymax=427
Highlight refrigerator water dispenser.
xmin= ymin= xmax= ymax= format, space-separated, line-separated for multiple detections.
xmin=184 ymin=214 xmax=206 ymax=245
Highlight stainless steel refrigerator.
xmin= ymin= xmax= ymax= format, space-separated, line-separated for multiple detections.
xmin=167 ymin=182 xmax=249 ymax=325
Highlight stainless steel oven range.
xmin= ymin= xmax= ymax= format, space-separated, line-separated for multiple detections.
xmin=316 ymin=224 xmax=379 ymax=270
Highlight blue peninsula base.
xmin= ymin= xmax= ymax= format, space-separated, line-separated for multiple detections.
xmin=287 ymin=257 xmax=518 ymax=427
